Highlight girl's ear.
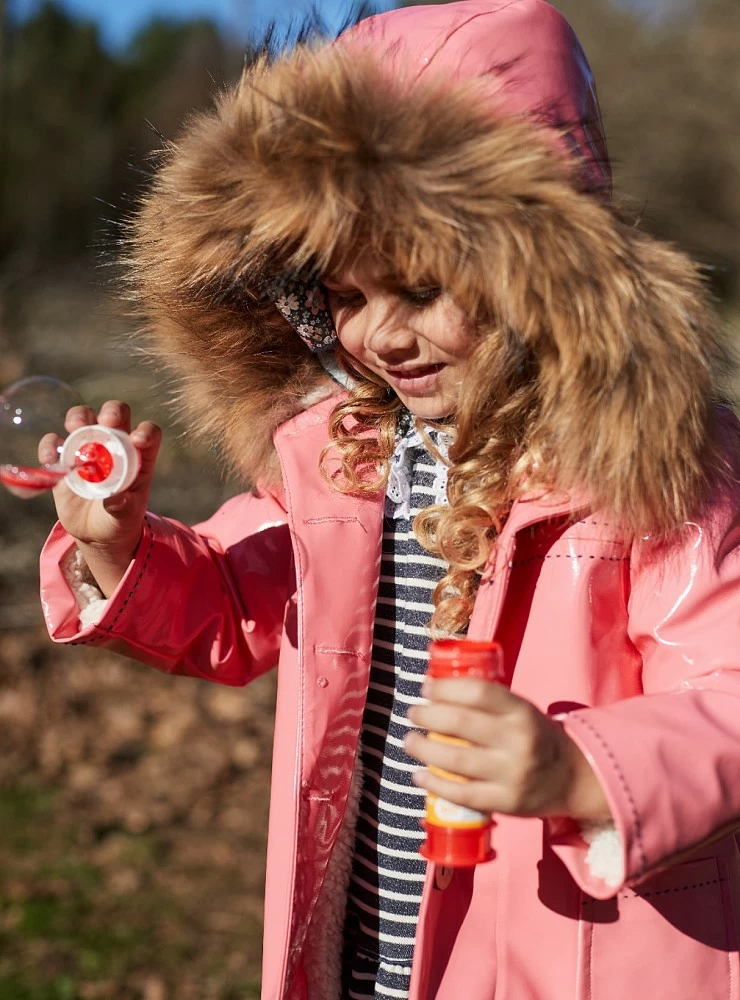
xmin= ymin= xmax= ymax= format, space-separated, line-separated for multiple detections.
xmin=500 ymin=200 xmax=723 ymax=534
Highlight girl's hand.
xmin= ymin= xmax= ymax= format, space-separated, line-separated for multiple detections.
xmin=405 ymin=679 xmax=612 ymax=821
xmin=38 ymin=400 xmax=162 ymax=596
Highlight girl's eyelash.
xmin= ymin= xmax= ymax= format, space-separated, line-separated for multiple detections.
xmin=326 ymin=286 xmax=441 ymax=308
xmin=330 ymin=291 xmax=365 ymax=308
xmin=402 ymin=286 xmax=441 ymax=306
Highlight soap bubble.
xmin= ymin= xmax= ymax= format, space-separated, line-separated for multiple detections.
xmin=0 ymin=377 xmax=81 ymax=497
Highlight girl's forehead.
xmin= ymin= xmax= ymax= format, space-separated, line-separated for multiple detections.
xmin=323 ymin=263 xmax=397 ymax=287
xmin=323 ymin=250 xmax=418 ymax=288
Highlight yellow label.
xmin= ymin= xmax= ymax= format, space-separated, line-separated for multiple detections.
xmin=425 ymin=733 xmax=489 ymax=829
xmin=427 ymin=793 xmax=489 ymax=829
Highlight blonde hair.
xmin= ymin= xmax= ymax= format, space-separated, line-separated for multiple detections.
xmin=321 ymin=329 xmax=548 ymax=636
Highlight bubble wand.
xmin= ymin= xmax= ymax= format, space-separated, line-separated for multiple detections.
xmin=0 ymin=377 xmax=140 ymax=500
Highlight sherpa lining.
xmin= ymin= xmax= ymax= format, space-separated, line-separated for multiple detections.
xmin=302 ymin=751 xmax=364 ymax=1000
xmin=581 ymin=820 xmax=624 ymax=889
xmin=61 ymin=547 xmax=108 ymax=629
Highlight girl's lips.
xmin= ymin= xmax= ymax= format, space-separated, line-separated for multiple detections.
xmin=383 ymin=363 xmax=447 ymax=393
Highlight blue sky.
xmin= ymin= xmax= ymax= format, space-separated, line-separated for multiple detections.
xmin=12 ymin=0 xmax=668 ymax=50
xmin=11 ymin=0 xmax=395 ymax=47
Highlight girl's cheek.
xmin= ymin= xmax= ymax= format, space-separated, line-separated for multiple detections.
xmin=335 ymin=323 xmax=366 ymax=365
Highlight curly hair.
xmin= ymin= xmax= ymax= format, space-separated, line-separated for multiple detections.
xmin=320 ymin=323 xmax=548 ymax=637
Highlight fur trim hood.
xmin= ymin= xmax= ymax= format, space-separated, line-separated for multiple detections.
xmin=130 ymin=0 xmax=726 ymax=528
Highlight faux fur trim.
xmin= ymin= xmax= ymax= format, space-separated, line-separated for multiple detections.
xmin=61 ymin=547 xmax=108 ymax=628
xmin=303 ymin=751 xmax=363 ymax=1000
xmin=130 ymin=41 xmax=726 ymax=528
xmin=581 ymin=820 xmax=624 ymax=889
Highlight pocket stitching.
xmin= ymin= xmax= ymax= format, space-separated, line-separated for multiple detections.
xmin=581 ymin=864 xmax=735 ymax=1000
xmin=621 ymin=876 xmax=727 ymax=901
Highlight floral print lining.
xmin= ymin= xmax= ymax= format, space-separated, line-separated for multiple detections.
xmin=263 ymin=272 xmax=338 ymax=352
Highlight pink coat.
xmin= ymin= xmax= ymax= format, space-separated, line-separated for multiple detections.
xmin=38 ymin=1 xmax=740 ymax=997
xmin=41 ymin=395 xmax=740 ymax=1000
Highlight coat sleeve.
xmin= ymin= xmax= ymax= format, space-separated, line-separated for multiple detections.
xmin=39 ymin=491 xmax=295 ymax=686
xmin=547 ymin=495 xmax=740 ymax=898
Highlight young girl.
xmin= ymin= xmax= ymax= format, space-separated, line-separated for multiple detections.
xmin=39 ymin=2 xmax=740 ymax=998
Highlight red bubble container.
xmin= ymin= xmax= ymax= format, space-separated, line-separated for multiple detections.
xmin=419 ymin=639 xmax=504 ymax=868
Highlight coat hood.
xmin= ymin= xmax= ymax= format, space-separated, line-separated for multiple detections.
xmin=131 ymin=0 xmax=725 ymax=527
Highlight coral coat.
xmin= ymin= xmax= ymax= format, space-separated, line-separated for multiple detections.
xmin=37 ymin=1 xmax=740 ymax=997
xmin=41 ymin=396 xmax=740 ymax=1000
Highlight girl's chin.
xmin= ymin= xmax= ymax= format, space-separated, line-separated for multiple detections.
xmin=395 ymin=391 xmax=456 ymax=420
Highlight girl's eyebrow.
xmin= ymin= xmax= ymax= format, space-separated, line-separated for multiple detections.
xmin=323 ymin=272 xmax=397 ymax=288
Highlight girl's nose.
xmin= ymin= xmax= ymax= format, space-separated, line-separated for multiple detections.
xmin=363 ymin=300 xmax=417 ymax=358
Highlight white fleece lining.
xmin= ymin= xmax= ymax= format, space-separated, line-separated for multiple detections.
xmin=302 ymin=750 xmax=363 ymax=1000
xmin=580 ymin=820 xmax=624 ymax=889
xmin=61 ymin=546 xmax=108 ymax=629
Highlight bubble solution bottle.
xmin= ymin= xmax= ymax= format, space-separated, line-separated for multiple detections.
xmin=419 ymin=638 xmax=504 ymax=867
xmin=0 ymin=376 xmax=140 ymax=501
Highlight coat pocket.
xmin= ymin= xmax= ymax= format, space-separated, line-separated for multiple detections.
xmin=579 ymin=858 xmax=739 ymax=1000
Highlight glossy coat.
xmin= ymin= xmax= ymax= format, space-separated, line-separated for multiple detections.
xmin=40 ymin=1 xmax=740 ymax=995
xmin=41 ymin=396 xmax=740 ymax=1000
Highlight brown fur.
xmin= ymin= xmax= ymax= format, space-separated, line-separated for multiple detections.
xmin=129 ymin=44 xmax=729 ymax=529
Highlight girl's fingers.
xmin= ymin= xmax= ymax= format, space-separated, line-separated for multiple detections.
xmin=104 ymin=422 xmax=162 ymax=507
xmin=128 ymin=421 xmax=162 ymax=481
xmin=404 ymin=731 xmax=502 ymax=781
xmin=38 ymin=432 xmax=64 ymax=466
xmin=64 ymin=405 xmax=97 ymax=433
xmin=102 ymin=490 xmax=136 ymax=516
xmin=102 ymin=421 xmax=160 ymax=514
xmin=407 ymin=701 xmax=509 ymax=747
xmin=421 ymin=678 xmax=517 ymax=714
xmin=411 ymin=767 xmax=502 ymax=815
xmin=97 ymin=400 xmax=132 ymax=434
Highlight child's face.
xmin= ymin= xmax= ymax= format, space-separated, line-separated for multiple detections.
xmin=324 ymin=256 xmax=474 ymax=419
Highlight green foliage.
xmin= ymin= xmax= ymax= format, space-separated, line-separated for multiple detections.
xmin=0 ymin=787 xmax=56 ymax=851
xmin=0 ymin=779 xmax=265 ymax=998
xmin=0 ymin=976 xmax=81 ymax=1000
xmin=1 ymin=3 xmax=240 ymax=269
xmin=2 ymin=4 xmax=118 ymax=260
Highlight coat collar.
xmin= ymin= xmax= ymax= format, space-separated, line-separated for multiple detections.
xmin=274 ymin=398 xmax=592 ymax=534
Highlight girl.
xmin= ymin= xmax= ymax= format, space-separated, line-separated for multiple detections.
xmin=39 ymin=2 xmax=740 ymax=999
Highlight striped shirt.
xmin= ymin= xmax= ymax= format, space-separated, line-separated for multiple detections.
xmin=342 ymin=424 xmax=449 ymax=1000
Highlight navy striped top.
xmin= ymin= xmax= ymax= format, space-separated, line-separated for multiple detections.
xmin=341 ymin=423 xmax=449 ymax=1000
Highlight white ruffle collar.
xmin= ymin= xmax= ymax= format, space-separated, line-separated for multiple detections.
xmin=386 ymin=418 xmax=451 ymax=520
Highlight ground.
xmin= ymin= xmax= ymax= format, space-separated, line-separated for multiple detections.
xmin=0 ymin=627 xmax=275 ymax=1000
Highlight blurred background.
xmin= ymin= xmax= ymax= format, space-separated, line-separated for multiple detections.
xmin=0 ymin=0 xmax=738 ymax=997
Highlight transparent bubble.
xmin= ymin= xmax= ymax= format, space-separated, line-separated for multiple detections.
xmin=0 ymin=377 xmax=80 ymax=497
xmin=0 ymin=376 xmax=141 ymax=500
